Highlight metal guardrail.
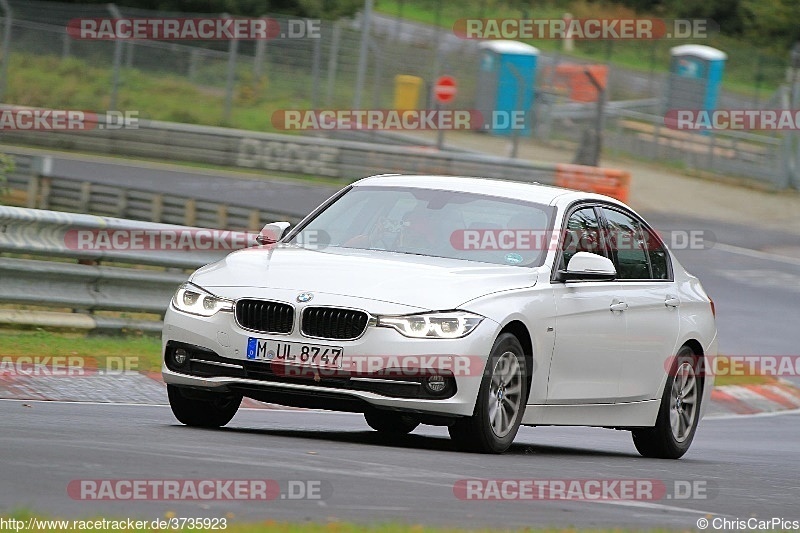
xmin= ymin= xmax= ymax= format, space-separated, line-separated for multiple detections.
xmin=0 ymin=205 xmax=234 ymax=333
xmin=0 ymin=106 xmax=560 ymax=183
xmin=1 ymin=104 xmax=793 ymax=189
xmin=1 ymin=149 xmax=304 ymax=229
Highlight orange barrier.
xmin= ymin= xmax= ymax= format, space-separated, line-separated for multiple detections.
xmin=544 ymin=64 xmax=608 ymax=102
xmin=554 ymin=163 xmax=631 ymax=203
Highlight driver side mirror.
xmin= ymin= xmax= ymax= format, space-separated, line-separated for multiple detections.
xmin=256 ymin=221 xmax=291 ymax=245
xmin=556 ymin=251 xmax=616 ymax=282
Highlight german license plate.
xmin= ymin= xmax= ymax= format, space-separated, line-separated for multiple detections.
xmin=246 ymin=337 xmax=343 ymax=368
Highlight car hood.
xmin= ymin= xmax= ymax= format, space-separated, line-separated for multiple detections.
xmin=190 ymin=245 xmax=538 ymax=310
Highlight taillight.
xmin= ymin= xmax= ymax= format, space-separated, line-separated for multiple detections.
xmin=709 ymin=296 xmax=716 ymax=318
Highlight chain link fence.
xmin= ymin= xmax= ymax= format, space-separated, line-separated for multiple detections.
xmin=0 ymin=0 xmax=797 ymax=188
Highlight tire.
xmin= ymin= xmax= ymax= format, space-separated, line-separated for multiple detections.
xmin=448 ymin=333 xmax=528 ymax=453
xmin=364 ymin=409 xmax=419 ymax=435
xmin=632 ymin=346 xmax=702 ymax=459
xmin=167 ymin=385 xmax=242 ymax=428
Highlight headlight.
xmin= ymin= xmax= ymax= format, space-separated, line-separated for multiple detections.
xmin=377 ymin=311 xmax=483 ymax=339
xmin=172 ymin=282 xmax=233 ymax=317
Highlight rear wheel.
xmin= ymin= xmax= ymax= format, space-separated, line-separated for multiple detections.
xmin=364 ymin=409 xmax=420 ymax=435
xmin=448 ymin=333 xmax=528 ymax=453
xmin=167 ymin=385 xmax=242 ymax=428
xmin=632 ymin=346 xmax=701 ymax=459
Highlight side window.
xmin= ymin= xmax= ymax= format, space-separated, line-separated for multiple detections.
xmin=601 ymin=208 xmax=650 ymax=280
xmin=560 ymin=207 xmax=605 ymax=269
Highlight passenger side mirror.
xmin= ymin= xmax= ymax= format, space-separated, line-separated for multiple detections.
xmin=256 ymin=222 xmax=291 ymax=245
xmin=556 ymin=252 xmax=617 ymax=282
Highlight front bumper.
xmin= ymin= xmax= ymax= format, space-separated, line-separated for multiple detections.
xmin=162 ymin=304 xmax=499 ymax=417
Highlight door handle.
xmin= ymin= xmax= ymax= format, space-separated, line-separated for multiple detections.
xmin=665 ymin=295 xmax=680 ymax=308
xmin=609 ymin=300 xmax=628 ymax=312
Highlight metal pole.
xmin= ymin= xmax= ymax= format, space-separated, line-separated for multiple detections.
xmin=311 ymin=31 xmax=322 ymax=109
xmin=429 ymin=0 xmax=443 ymax=108
xmin=254 ymin=38 xmax=265 ymax=80
xmin=353 ymin=0 xmax=373 ymax=109
xmin=436 ymin=102 xmax=444 ymax=150
xmin=107 ymin=4 xmax=123 ymax=111
xmin=506 ymin=64 xmax=526 ymax=159
xmin=223 ymin=14 xmax=238 ymax=125
xmin=0 ymin=0 xmax=11 ymax=101
xmin=325 ymin=20 xmax=341 ymax=106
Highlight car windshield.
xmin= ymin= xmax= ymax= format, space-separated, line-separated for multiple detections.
xmin=289 ymin=185 xmax=555 ymax=267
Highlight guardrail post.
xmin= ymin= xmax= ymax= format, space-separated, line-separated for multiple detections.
xmin=116 ymin=189 xmax=127 ymax=217
xmin=25 ymin=175 xmax=38 ymax=209
xmin=151 ymin=194 xmax=163 ymax=222
xmin=38 ymin=177 xmax=51 ymax=210
xmin=78 ymin=181 xmax=92 ymax=212
xmin=184 ymin=199 xmax=197 ymax=226
xmin=216 ymin=204 xmax=228 ymax=228
xmin=248 ymin=209 xmax=261 ymax=231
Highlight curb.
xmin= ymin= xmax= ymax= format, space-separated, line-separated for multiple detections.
xmin=4 ymin=370 xmax=800 ymax=419
xmin=707 ymin=381 xmax=800 ymax=417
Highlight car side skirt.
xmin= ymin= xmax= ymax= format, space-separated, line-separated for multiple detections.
xmin=522 ymin=399 xmax=660 ymax=427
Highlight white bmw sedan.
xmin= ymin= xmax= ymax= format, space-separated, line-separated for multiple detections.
xmin=162 ymin=174 xmax=717 ymax=458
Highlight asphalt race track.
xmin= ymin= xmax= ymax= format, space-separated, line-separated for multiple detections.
xmin=4 ymin=153 xmax=800 ymax=528
xmin=2 ymin=401 xmax=799 ymax=528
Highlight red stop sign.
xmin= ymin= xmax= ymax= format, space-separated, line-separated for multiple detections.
xmin=433 ymin=75 xmax=457 ymax=104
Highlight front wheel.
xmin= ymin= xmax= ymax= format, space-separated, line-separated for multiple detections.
xmin=448 ymin=333 xmax=528 ymax=453
xmin=167 ymin=385 xmax=242 ymax=428
xmin=632 ymin=346 xmax=702 ymax=459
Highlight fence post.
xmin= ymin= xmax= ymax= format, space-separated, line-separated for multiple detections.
xmin=0 ymin=0 xmax=12 ymax=101
xmin=353 ymin=0 xmax=373 ymax=109
xmin=311 ymin=29 xmax=322 ymax=108
xmin=107 ymin=4 xmax=124 ymax=111
xmin=325 ymin=20 xmax=341 ymax=106
xmin=61 ymin=32 xmax=71 ymax=60
xmin=254 ymin=37 xmax=266 ymax=80
xmin=223 ymin=13 xmax=238 ymax=125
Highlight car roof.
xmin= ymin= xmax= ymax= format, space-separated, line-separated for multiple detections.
xmin=353 ymin=174 xmax=625 ymax=208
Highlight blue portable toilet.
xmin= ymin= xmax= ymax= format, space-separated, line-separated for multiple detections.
xmin=475 ymin=40 xmax=539 ymax=136
xmin=666 ymin=44 xmax=727 ymax=113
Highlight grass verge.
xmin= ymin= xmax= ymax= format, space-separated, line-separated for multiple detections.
xmin=0 ymin=328 xmax=162 ymax=372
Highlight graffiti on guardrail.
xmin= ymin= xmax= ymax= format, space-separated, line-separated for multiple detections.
xmin=236 ymin=138 xmax=339 ymax=177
